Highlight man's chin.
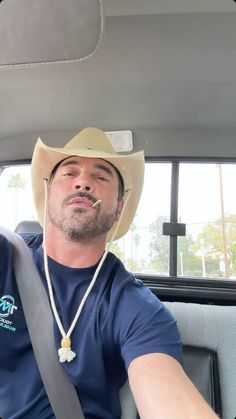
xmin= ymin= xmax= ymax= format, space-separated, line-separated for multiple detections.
xmin=72 ymin=207 xmax=87 ymax=214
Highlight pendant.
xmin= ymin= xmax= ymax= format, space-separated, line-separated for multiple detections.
xmin=58 ymin=337 xmax=76 ymax=363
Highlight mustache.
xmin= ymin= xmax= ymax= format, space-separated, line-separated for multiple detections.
xmin=63 ymin=191 xmax=97 ymax=206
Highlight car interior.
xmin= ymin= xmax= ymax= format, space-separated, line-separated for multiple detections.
xmin=1 ymin=1 xmax=236 ymax=418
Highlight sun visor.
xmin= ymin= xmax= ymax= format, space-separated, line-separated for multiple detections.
xmin=0 ymin=0 xmax=103 ymax=66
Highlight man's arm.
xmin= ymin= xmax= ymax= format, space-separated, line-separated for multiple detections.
xmin=128 ymin=353 xmax=219 ymax=419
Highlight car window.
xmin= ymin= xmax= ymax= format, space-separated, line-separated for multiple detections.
xmin=1 ymin=161 xmax=236 ymax=281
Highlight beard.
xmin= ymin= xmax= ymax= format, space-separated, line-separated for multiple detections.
xmin=47 ymin=195 xmax=118 ymax=243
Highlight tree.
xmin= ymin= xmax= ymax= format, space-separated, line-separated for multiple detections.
xmin=193 ymin=215 xmax=236 ymax=278
xmin=224 ymin=215 xmax=236 ymax=276
xmin=177 ymin=236 xmax=202 ymax=277
xmin=109 ymin=241 xmax=124 ymax=260
xmin=231 ymin=241 xmax=236 ymax=273
xmin=149 ymin=215 xmax=169 ymax=273
xmin=149 ymin=213 xmax=236 ymax=278
xmin=149 ymin=215 xmax=202 ymax=277
xmin=7 ymin=173 xmax=27 ymax=227
xmin=131 ymin=220 xmax=141 ymax=261
xmin=134 ymin=232 xmax=140 ymax=260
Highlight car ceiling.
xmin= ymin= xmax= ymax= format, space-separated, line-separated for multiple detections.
xmin=0 ymin=0 xmax=236 ymax=160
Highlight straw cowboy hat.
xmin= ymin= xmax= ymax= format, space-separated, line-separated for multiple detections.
xmin=31 ymin=127 xmax=145 ymax=241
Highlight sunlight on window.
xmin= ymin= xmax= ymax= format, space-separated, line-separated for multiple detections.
xmin=0 ymin=165 xmax=37 ymax=231
xmin=178 ymin=164 xmax=236 ymax=279
xmin=113 ymin=163 xmax=171 ymax=275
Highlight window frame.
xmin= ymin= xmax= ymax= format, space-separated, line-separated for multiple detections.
xmin=144 ymin=156 xmax=236 ymax=295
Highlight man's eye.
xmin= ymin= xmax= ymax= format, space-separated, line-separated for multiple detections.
xmin=62 ymin=172 xmax=74 ymax=177
xmin=97 ymin=176 xmax=108 ymax=182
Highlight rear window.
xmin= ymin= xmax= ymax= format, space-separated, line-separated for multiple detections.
xmin=1 ymin=161 xmax=236 ymax=281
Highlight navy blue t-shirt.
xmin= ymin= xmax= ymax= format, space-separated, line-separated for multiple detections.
xmin=0 ymin=233 xmax=182 ymax=419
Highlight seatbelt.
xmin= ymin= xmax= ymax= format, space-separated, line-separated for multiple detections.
xmin=0 ymin=227 xmax=85 ymax=419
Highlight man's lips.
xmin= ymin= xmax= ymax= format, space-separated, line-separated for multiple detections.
xmin=67 ymin=196 xmax=94 ymax=207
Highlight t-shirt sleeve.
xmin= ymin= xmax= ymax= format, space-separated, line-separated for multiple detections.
xmin=113 ymin=278 xmax=183 ymax=369
xmin=0 ymin=234 xmax=12 ymax=272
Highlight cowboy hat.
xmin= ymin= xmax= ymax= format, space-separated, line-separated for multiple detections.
xmin=31 ymin=127 xmax=145 ymax=240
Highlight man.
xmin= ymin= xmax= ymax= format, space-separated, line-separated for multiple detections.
xmin=0 ymin=127 xmax=218 ymax=418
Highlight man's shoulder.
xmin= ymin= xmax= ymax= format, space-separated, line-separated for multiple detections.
xmin=107 ymin=252 xmax=148 ymax=300
xmin=0 ymin=232 xmax=43 ymax=255
xmin=0 ymin=233 xmax=12 ymax=251
xmin=19 ymin=232 xmax=43 ymax=249
xmin=107 ymin=252 xmax=135 ymax=283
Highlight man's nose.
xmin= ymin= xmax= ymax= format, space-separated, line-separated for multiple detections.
xmin=73 ymin=176 xmax=92 ymax=192
xmin=74 ymin=184 xmax=91 ymax=191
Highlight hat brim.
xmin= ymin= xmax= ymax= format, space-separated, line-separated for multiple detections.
xmin=31 ymin=138 xmax=145 ymax=241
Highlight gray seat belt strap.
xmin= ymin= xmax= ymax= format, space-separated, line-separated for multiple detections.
xmin=0 ymin=227 xmax=85 ymax=419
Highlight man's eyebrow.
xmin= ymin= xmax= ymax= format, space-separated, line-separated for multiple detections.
xmin=60 ymin=159 xmax=80 ymax=168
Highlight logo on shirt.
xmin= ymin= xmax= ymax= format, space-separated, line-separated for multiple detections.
xmin=0 ymin=295 xmax=17 ymax=332
xmin=0 ymin=295 xmax=18 ymax=317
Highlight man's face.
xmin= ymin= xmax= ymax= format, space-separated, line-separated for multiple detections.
xmin=47 ymin=156 xmax=123 ymax=242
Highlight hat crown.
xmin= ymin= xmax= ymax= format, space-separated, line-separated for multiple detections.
xmin=64 ymin=127 xmax=116 ymax=154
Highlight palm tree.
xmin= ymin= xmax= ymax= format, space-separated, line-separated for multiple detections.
xmin=8 ymin=173 xmax=27 ymax=227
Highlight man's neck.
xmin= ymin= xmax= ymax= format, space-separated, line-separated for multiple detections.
xmin=44 ymin=225 xmax=107 ymax=268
